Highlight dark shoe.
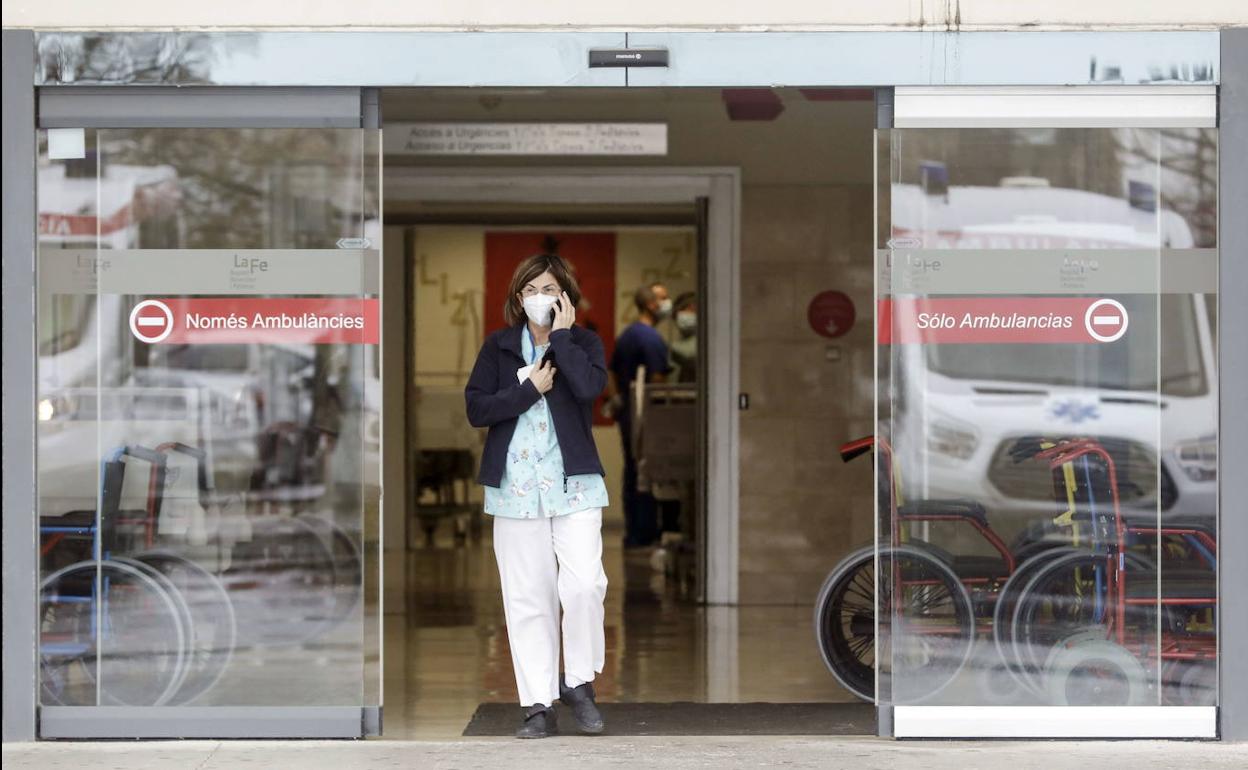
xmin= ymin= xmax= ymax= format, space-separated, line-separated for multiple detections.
xmin=515 ymin=703 xmax=557 ymax=739
xmin=559 ymin=674 xmax=605 ymax=734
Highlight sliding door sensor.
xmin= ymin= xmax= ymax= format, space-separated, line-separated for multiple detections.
xmin=588 ymin=49 xmax=670 ymax=68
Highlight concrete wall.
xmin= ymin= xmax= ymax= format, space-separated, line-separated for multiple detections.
xmin=4 ymin=0 xmax=1247 ymax=30
xmin=737 ymin=182 xmax=876 ymax=604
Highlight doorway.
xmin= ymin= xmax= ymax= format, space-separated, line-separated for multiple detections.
xmin=377 ymin=86 xmax=878 ymax=738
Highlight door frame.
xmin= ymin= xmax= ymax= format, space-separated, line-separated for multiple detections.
xmin=386 ymin=165 xmax=742 ymax=606
xmin=5 ymin=27 xmax=1246 ymax=743
xmin=5 ymin=74 xmax=384 ymax=739
xmin=877 ymin=85 xmax=1222 ymax=740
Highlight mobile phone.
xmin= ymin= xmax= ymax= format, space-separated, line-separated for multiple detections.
xmin=544 ymin=298 xmax=564 ymax=326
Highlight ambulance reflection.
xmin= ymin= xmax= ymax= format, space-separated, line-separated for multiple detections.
xmin=137 ymin=340 xmax=377 ymax=648
xmin=38 ymin=315 xmax=379 ymax=703
xmin=888 ymin=178 xmax=1218 ymax=535
xmin=37 ymin=144 xmax=382 ymax=703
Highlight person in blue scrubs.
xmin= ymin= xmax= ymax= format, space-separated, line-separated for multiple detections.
xmin=608 ymin=283 xmax=672 ymax=548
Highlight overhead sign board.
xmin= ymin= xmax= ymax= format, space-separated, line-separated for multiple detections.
xmin=385 ymin=123 xmax=667 ymax=156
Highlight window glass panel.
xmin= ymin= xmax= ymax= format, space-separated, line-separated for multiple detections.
xmin=865 ymin=125 xmax=1217 ymax=709
xmin=36 ymin=127 xmax=382 ymax=710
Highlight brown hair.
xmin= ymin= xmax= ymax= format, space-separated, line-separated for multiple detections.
xmin=633 ymin=284 xmax=657 ymax=313
xmin=503 ymin=253 xmax=583 ymax=327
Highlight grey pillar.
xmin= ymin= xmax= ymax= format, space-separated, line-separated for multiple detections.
xmin=1219 ymin=27 xmax=1248 ymax=743
xmin=2 ymin=28 xmax=38 ymax=742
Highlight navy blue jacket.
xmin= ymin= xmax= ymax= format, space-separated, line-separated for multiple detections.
xmin=465 ymin=323 xmax=608 ymax=487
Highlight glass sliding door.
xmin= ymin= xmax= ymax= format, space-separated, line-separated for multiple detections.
xmin=872 ymin=116 xmax=1218 ymax=736
xmin=36 ymin=122 xmax=382 ymax=737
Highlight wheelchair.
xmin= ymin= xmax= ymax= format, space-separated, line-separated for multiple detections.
xmin=814 ymin=434 xmax=1217 ymax=706
xmin=40 ymin=443 xmax=237 ymax=706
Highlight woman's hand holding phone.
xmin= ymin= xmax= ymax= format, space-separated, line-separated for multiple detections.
xmin=529 ymin=359 xmax=557 ymax=394
xmin=551 ymin=291 xmax=575 ymax=331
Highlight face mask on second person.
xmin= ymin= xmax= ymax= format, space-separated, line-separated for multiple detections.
xmin=655 ymin=297 xmax=674 ymax=320
xmin=675 ymin=311 xmax=697 ymax=336
xmin=522 ymin=294 xmax=559 ymax=327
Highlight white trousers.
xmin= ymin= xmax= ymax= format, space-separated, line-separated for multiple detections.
xmin=492 ymin=507 xmax=608 ymax=707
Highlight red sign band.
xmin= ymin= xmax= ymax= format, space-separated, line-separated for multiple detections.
xmin=131 ymin=298 xmax=379 ymax=345
xmin=878 ymin=297 xmax=1128 ymax=345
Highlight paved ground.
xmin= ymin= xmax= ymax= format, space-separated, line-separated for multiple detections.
xmin=5 ymin=737 xmax=1248 ymax=770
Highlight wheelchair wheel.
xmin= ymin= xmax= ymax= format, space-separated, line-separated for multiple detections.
xmin=815 ymin=546 xmax=876 ymax=700
xmin=111 ymin=557 xmax=195 ymax=699
xmin=296 ymin=513 xmax=363 ymax=630
xmin=991 ymin=547 xmax=1079 ymax=696
xmin=975 ymin=658 xmax=1026 ymax=705
xmin=1010 ymin=551 xmax=1113 ymax=693
xmin=134 ymin=550 xmax=237 ymax=705
xmin=815 ymin=544 xmax=975 ymax=703
xmin=1041 ymin=628 xmax=1111 ymax=678
xmin=1045 ymin=639 xmax=1149 ymax=706
xmin=1170 ymin=660 xmax=1217 ymax=706
xmin=224 ymin=514 xmax=339 ymax=647
xmin=1009 ymin=549 xmax=1157 ymax=695
xmin=40 ymin=559 xmax=188 ymax=707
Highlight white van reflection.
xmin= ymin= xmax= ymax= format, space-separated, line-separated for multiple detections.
xmin=37 ymin=160 xmax=381 ymax=670
xmin=39 ymin=324 xmax=381 ymax=519
xmin=889 ymin=179 xmax=1217 ymax=524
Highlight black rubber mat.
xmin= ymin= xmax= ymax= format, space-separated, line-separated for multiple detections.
xmin=462 ymin=702 xmax=875 ymax=736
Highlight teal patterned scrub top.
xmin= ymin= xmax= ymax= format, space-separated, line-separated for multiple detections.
xmin=483 ymin=327 xmax=610 ymax=519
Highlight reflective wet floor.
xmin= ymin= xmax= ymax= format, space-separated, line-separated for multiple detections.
xmin=383 ymin=519 xmax=856 ymax=740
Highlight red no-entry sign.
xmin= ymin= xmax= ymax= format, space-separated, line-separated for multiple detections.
xmin=129 ymin=299 xmax=175 ymax=344
xmin=1084 ymin=298 xmax=1129 ymax=343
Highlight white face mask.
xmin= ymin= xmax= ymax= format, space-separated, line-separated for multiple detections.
xmin=655 ymin=298 xmax=674 ymax=320
xmin=522 ymin=294 xmax=558 ymax=327
xmin=675 ymin=311 xmax=697 ymax=335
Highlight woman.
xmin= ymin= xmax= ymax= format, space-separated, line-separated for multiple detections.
xmin=464 ymin=253 xmax=610 ymax=739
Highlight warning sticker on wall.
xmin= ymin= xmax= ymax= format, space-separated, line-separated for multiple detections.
xmin=878 ymin=297 xmax=1128 ymax=345
xmin=129 ymin=298 xmax=379 ymax=345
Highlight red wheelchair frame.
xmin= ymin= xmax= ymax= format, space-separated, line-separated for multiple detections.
xmin=818 ymin=433 xmax=1218 ymax=704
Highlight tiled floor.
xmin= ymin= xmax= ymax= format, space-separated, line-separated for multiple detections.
xmin=383 ymin=520 xmax=855 ymax=740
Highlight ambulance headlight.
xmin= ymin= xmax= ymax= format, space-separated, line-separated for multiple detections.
xmin=37 ymin=394 xmax=78 ymax=422
xmin=1175 ymin=436 xmax=1216 ymax=482
xmin=927 ymin=413 xmax=979 ymax=461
